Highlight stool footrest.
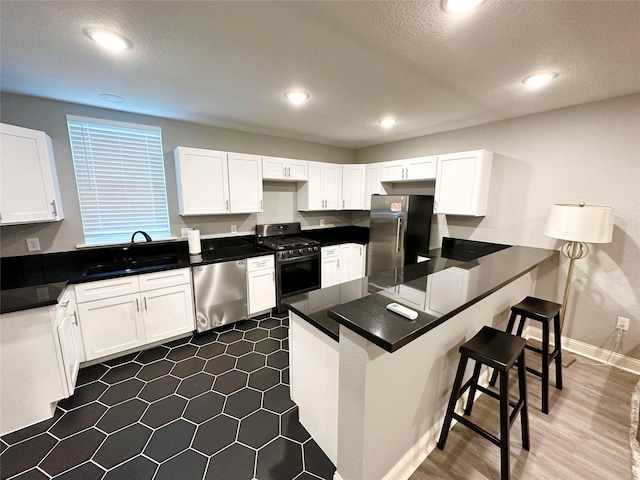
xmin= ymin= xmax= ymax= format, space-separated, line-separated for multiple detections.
xmin=509 ymin=398 xmax=525 ymax=428
xmin=477 ymin=385 xmax=518 ymax=409
xmin=453 ymin=413 xmax=500 ymax=448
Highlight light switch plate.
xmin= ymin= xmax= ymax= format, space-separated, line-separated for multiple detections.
xmin=231 ymin=225 xmax=237 ymax=234
xmin=181 ymin=228 xmax=190 ymax=239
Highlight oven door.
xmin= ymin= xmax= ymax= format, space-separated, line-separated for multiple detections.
xmin=277 ymin=253 xmax=321 ymax=302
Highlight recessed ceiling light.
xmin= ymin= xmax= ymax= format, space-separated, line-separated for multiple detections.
xmin=99 ymin=93 xmax=125 ymax=103
xmin=442 ymin=0 xmax=485 ymax=13
xmin=522 ymin=72 xmax=558 ymax=88
xmin=84 ymin=27 xmax=132 ymax=51
xmin=284 ymin=90 xmax=310 ymax=106
xmin=378 ymin=117 xmax=397 ymax=128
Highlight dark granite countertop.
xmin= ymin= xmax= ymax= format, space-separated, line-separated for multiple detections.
xmin=1 ymin=226 xmax=367 ymax=314
xmin=284 ymin=245 xmax=556 ymax=352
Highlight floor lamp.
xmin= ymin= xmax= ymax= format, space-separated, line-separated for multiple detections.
xmin=543 ymin=203 xmax=615 ymax=366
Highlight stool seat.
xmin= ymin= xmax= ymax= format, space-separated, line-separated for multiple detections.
xmin=461 ymin=327 xmax=528 ymax=372
xmin=438 ymin=326 xmax=529 ymax=480
xmin=511 ymin=296 xmax=561 ymax=323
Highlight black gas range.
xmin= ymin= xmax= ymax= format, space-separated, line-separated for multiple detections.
xmin=256 ymin=223 xmax=321 ymax=313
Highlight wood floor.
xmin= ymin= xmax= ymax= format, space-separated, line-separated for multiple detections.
xmin=411 ymin=353 xmax=638 ymax=480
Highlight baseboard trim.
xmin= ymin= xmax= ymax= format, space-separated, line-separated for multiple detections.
xmin=376 ymin=370 xmax=491 ymax=480
xmin=525 ymin=326 xmax=640 ymax=375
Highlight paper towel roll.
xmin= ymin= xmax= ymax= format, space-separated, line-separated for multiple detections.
xmin=187 ymin=229 xmax=201 ymax=255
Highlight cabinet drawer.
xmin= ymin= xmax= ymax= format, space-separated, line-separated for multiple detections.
xmin=75 ymin=276 xmax=140 ymax=303
xmin=247 ymin=255 xmax=274 ymax=272
xmin=321 ymin=246 xmax=339 ymax=258
xmin=139 ymin=268 xmax=191 ymax=291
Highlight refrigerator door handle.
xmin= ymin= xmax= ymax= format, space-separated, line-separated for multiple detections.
xmin=395 ymin=217 xmax=402 ymax=253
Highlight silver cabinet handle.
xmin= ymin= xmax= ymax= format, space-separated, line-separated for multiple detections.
xmin=226 ymin=199 xmax=229 ymax=211
xmin=71 ymin=311 xmax=78 ymax=326
xmin=342 ymin=199 xmax=345 ymax=208
xmin=260 ymin=199 xmax=263 ymax=209
xmin=51 ymin=200 xmax=58 ymax=217
xmin=144 ymin=297 xmax=148 ymax=311
xmin=136 ymin=298 xmax=140 ymax=312
xmin=283 ymin=165 xmax=287 ymax=177
xmin=59 ymin=300 xmax=70 ymax=309
xmin=395 ymin=217 xmax=402 ymax=253
xmin=272 ymin=272 xmax=275 ymax=281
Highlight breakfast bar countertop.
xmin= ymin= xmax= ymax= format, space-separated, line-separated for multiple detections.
xmin=284 ymin=245 xmax=556 ymax=352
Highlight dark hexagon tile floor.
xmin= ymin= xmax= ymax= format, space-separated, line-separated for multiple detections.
xmin=0 ymin=316 xmax=335 ymax=480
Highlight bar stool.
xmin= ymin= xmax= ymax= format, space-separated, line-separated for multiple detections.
xmin=438 ymin=326 xmax=529 ymax=480
xmin=489 ymin=296 xmax=563 ymax=414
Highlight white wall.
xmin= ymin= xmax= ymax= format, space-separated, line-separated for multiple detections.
xmin=0 ymin=93 xmax=356 ymax=255
xmin=356 ymin=94 xmax=640 ymax=358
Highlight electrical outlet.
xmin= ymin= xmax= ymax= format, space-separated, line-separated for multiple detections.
xmin=616 ymin=316 xmax=630 ymax=331
xmin=26 ymin=238 xmax=41 ymax=251
xmin=181 ymin=228 xmax=190 ymax=239
xmin=320 ymin=219 xmax=324 ymax=226
xmin=231 ymin=225 xmax=237 ymax=234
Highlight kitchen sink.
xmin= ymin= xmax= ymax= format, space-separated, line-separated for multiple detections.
xmin=84 ymin=256 xmax=180 ymax=276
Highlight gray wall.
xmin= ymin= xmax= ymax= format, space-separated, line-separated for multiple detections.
xmin=0 ymin=93 xmax=356 ymax=255
xmin=356 ymin=94 xmax=640 ymax=358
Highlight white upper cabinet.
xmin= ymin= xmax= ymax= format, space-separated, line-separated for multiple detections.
xmin=175 ymin=147 xmax=229 ymax=215
xmin=434 ymin=149 xmax=493 ymax=216
xmin=174 ymin=147 xmax=263 ymax=215
xmin=380 ymin=156 xmax=437 ymax=183
xmin=341 ymin=164 xmax=366 ymax=210
xmin=228 ymin=153 xmax=263 ymax=213
xmin=0 ymin=123 xmax=64 ymax=225
xmin=262 ymin=156 xmax=308 ymax=182
xmin=364 ymin=164 xmax=384 ymax=210
xmin=297 ymin=161 xmax=341 ymax=211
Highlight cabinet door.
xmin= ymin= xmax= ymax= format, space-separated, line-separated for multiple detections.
xmin=406 ymin=156 xmax=437 ymax=180
xmin=321 ymin=246 xmax=340 ymax=288
xmin=287 ymin=159 xmax=308 ymax=181
xmin=341 ymin=165 xmax=366 ymax=210
xmin=380 ymin=160 xmax=405 ymax=182
xmin=227 ymin=153 xmax=263 ymax=213
xmin=304 ymin=162 xmax=324 ymax=210
xmin=339 ymin=244 xmax=366 ymax=283
xmin=78 ymin=294 xmax=145 ymax=361
xmin=435 ymin=150 xmax=492 ymax=216
xmin=175 ymin=147 xmax=229 ymax=215
xmin=56 ymin=310 xmax=79 ymax=397
xmin=0 ymin=123 xmax=63 ymax=225
xmin=142 ymin=285 xmax=195 ymax=344
xmin=247 ymin=269 xmax=276 ymax=315
xmin=365 ymin=164 xmax=383 ymax=210
xmin=322 ymin=164 xmax=340 ymax=210
xmin=262 ymin=156 xmax=287 ymax=180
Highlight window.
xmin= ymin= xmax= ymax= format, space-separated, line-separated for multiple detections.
xmin=67 ymin=116 xmax=171 ymax=246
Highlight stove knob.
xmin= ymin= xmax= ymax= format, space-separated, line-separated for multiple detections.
xmin=289 ymin=250 xmax=294 ymax=256
xmin=298 ymin=248 xmax=304 ymax=254
xmin=307 ymin=247 xmax=312 ymax=253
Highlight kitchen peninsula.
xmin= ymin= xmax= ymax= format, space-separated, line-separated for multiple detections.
xmin=284 ymin=243 xmax=556 ymax=480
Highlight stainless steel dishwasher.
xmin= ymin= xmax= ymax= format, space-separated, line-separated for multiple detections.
xmin=192 ymin=259 xmax=247 ymax=332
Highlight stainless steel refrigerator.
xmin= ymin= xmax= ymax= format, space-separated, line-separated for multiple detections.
xmin=367 ymin=195 xmax=434 ymax=275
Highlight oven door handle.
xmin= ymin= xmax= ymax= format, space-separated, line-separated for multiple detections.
xmin=277 ymin=253 xmax=321 ymax=264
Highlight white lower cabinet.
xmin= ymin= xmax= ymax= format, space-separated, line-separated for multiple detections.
xmin=75 ymin=268 xmax=196 ymax=361
xmin=143 ymin=284 xmax=195 ymax=343
xmin=78 ymin=294 xmax=145 ymax=361
xmin=321 ymin=244 xmax=367 ymax=288
xmin=247 ymin=255 xmax=276 ymax=315
xmin=321 ymin=246 xmax=341 ymax=288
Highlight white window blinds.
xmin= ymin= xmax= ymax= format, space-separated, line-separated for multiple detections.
xmin=67 ymin=116 xmax=171 ymax=246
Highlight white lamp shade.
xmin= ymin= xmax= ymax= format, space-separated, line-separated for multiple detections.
xmin=543 ymin=204 xmax=615 ymax=243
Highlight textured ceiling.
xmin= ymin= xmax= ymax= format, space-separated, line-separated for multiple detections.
xmin=1 ymin=1 xmax=639 ymax=148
